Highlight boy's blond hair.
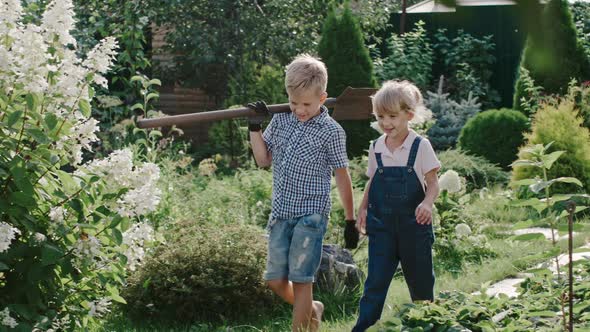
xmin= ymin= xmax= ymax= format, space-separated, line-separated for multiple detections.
xmin=285 ymin=54 xmax=328 ymax=96
xmin=372 ymin=80 xmax=432 ymax=124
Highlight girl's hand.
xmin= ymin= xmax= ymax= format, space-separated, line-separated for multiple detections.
xmin=415 ymin=202 xmax=433 ymax=225
xmin=356 ymin=208 xmax=367 ymax=235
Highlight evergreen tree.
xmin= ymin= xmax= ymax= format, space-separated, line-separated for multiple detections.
xmin=426 ymin=76 xmax=481 ymax=151
xmin=514 ymin=0 xmax=590 ymax=114
xmin=318 ymin=3 xmax=377 ymax=157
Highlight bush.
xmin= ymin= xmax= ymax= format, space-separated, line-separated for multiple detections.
xmin=123 ymin=221 xmax=275 ymax=322
xmin=438 ymin=149 xmax=509 ymax=190
xmin=512 ymin=99 xmax=590 ymax=193
xmin=458 ymin=108 xmax=529 ymax=169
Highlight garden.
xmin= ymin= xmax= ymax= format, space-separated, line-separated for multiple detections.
xmin=1 ymin=0 xmax=590 ymax=331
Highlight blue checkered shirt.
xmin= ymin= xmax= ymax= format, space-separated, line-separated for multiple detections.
xmin=263 ymin=106 xmax=348 ymax=220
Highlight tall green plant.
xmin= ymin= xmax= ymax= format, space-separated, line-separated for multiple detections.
xmin=513 ymin=0 xmax=590 ymax=112
xmin=318 ymin=3 xmax=378 ymax=158
xmin=375 ymin=20 xmax=433 ymax=91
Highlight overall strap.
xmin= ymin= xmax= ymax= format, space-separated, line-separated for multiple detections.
xmin=372 ymin=139 xmax=384 ymax=168
xmin=406 ymin=136 xmax=423 ymax=168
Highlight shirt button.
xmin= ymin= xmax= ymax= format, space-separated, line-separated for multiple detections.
xmin=378 ymin=169 xmax=383 ymax=174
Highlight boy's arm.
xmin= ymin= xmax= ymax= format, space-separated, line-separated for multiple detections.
xmin=416 ymin=168 xmax=440 ymax=225
xmin=250 ymin=130 xmax=272 ymax=167
xmin=334 ymin=168 xmax=354 ymax=220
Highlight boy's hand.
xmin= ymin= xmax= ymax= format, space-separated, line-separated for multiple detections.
xmin=344 ymin=220 xmax=359 ymax=249
xmin=355 ymin=209 xmax=367 ymax=235
xmin=246 ymin=100 xmax=270 ymax=131
xmin=415 ymin=201 xmax=433 ymax=225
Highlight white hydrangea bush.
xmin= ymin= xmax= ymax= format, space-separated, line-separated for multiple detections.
xmin=0 ymin=1 xmax=160 ymax=330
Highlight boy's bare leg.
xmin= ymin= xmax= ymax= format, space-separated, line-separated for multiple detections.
xmin=267 ymin=279 xmax=323 ymax=331
xmin=292 ymin=282 xmax=313 ymax=332
xmin=267 ymin=279 xmax=295 ymax=304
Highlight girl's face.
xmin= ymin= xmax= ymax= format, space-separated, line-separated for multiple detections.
xmin=376 ymin=110 xmax=414 ymax=139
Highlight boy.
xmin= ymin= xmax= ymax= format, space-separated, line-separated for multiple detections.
xmin=353 ymin=80 xmax=440 ymax=332
xmin=248 ymin=54 xmax=356 ymax=332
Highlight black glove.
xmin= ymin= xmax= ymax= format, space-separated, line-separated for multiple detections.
xmin=344 ymin=220 xmax=359 ymax=249
xmin=246 ymin=100 xmax=270 ymax=132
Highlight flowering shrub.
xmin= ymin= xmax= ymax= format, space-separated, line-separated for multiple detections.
xmin=0 ymin=1 xmax=160 ymax=330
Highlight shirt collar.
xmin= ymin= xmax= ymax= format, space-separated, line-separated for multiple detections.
xmin=374 ymin=129 xmax=417 ymax=154
xmin=290 ymin=105 xmax=329 ymax=126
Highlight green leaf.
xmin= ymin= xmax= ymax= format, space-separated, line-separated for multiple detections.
xmin=112 ymin=228 xmax=123 ymax=245
xmin=44 ymin=113 xmax=58 ymax=130
xmin=148 ymin=78 xmax=162 ymax=86
xmin=7 ymin=110 xmax=23 ymax=127
xmin=130 ymin=103 xmax=143 ymax=111
xmin=130 ymin=76 xmax=144 ymax=83
xmin=525 ymin=268 xmax=553 ymax=276
xmin=56 ymin=170 xmax=78 ymax=193
xmin=110 ymin=293 xmax=127 ymax=304
xmin=148 ymin=130 xmax=162 ymax=139
xmin=109 ymin=215 xmax=122 ymax=228
xmin=79 ymin=99 xmax=91 ymax=118
xmin=542 ymin=150 xmax=564 ymax=170
xmin=41 ymin=243 xmax=63 ymax=266
xmin=510 ymin=233 xmax=546 ymax=241
xmin=511 ymin=160 xmax=541 ymax=168
xmin=511 ymin=179 xmax=537 ymax=186
xmin=146 ymin=92 xmax=159 ymax=102
xmin=27 ymin=128 xmax=49 ymax=144
xmin=10 ymin=191 xmax=37 ymax=208
xmin=526 ymin=310 xmax=557 ymax=318
xmin=0 ymin=261 xmax=9 ymax=271
xmin=25 ymin=93 xmax=39 ymax=111
xmin=553 ymin=177 xmax=583 ymax=187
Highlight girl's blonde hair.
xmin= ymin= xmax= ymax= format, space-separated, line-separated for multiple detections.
xmin=372 ymin=80 xmax=432 ymax=124
xmin=284 ymin=54 xmax=328 ymax=96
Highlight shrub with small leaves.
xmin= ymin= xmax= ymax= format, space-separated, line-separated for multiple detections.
xmin=458 ymin=108 xmax=529 ymax=169
xmin=438 ymin=149 xmax=509 ymax=190
xmin=123 ymin=221 xmax=276 ymax=322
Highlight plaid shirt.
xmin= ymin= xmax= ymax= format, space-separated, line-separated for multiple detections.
xmin=263 ymin=105 xmax=348 ymax=220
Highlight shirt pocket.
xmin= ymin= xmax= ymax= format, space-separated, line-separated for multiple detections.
xmin=295 ymin=135 xmax=324 ymax=165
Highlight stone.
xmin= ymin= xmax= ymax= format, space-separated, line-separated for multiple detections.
xmin=315 ymin=244 xmax=364 ymax=293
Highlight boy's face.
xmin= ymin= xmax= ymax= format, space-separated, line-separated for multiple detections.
xmin=376 ymin=110 xmax=414 ymax=138
xmin=288 ymin=89 xmax=327 ymax=122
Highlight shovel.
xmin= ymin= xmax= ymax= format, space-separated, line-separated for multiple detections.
xmin=136 ymin=87 xmax=377 ymax=129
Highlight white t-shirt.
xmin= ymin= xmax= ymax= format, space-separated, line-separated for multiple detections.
xmin=367 ymin=130 xmax=441 ymax=191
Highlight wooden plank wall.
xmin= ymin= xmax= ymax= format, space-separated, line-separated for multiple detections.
xmin=151 ymin=25 xmax=216 ymax=146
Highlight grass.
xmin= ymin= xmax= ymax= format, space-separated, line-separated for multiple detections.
xmin=97 ymin=222 xmax=590 ymax=332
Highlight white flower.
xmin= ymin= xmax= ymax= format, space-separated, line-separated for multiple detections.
xmin=49 ymin=206 xmax=66 ymax=223
xmin=73 ymin=235 xmax=101 ymax=259
xmin=41 ymin=0 xmax=76 ymax=46
xmin=82 ymin=36 xmax=118 ymax=75
xmin=32 ymin=232 xmax=47 ymax=244
xmin=0 ymin=307 xmax=18 ymax=328
xmin=439 ymin=170 xmax=462 ymax=193
xmin=455 ymin=223 xmax=472 ymax=238
xmin=88 ymin=298 xmax=111 ymax=317
xmin=123 ymin=223 xmax=155 ymax=271
xmin=0 ymin=222 xmax=20 ymax=253
xmin=0 ymin=0 xmax=23 ymax=32
xmin=370 ymin=121 xmax=383 ymax=134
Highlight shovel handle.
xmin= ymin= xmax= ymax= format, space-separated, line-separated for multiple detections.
xmin=137 ymin=98 xmax=337 ymax=128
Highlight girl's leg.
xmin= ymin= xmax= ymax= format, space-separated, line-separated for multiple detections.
xmin=353 ymin=229 xmax=399 ymax=332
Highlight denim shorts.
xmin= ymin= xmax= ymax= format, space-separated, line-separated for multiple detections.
xmin=264 ymin=214 xmax=328 ymax=283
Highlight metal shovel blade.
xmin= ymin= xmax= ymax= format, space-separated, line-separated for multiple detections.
xmin=136 ymin=86 xmax=377 ymax=129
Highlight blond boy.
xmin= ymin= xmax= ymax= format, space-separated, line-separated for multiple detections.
xmin=248 ymin=54 xmax=355 ymax=332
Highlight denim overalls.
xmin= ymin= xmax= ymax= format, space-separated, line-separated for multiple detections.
xmin=353 ymin=136 xmax=435 ymax=332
